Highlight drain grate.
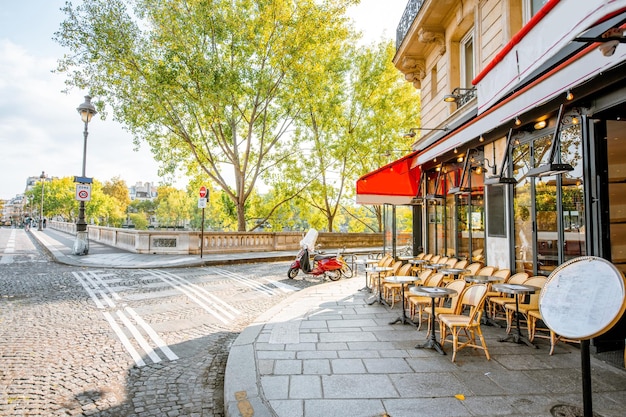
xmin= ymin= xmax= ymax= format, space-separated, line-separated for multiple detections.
xmin=550 ymin=404 xmax=603 ymax=417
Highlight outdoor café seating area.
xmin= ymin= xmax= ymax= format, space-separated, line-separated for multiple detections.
xmin=363 ymin=252 xmax=580 ymax=362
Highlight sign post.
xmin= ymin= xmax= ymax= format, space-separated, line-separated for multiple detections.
xmin=198 ymin=186 xmax=208 ymax=258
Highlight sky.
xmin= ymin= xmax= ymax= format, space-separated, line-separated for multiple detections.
xmin=0 ymin=0 xmax=407 ymax=200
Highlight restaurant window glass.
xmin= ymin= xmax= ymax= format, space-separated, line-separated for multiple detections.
xmin=560 ymin=123 xmax=585 ymax=262
xmin=469 ymin=170 xmax=485 ymax=263
xmin=396 ymin=205 xmax=414 ymax=254
xmin=513 ymin=142 xmax=533 ymax=274
xmin=512 ymin=119 xmax=585 ymax=275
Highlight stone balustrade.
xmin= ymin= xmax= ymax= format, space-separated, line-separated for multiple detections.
xmin=48 ymin=221 xmax=383 ymax=255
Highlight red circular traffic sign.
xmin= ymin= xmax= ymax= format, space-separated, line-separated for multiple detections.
xmin=78 ymin=190 xmax=89 ymax=199
xmin=199 ymin=186 xmax=207 ymax=198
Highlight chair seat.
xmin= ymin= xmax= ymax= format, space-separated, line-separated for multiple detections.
xmin=439 ymin=314 xmax=474 ymax=327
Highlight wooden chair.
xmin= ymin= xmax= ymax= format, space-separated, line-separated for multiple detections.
xmin=504 ymin=276 xmax=548 ymax=334
xmin=453 ymin=259 xmax=469 ymax=270
xmin=487 ymin=272 xmax=529 ymax=321
xmin=383 ymin=263 xmax=413 ymax=306
xmin=462 ymin=262 xmax=482 ymax=278
xmin=439 ymin=284 xmax=491 ymax=362
xmin=403 ymin=269 xmax=433 ymax=309
xmin=477 ymin=266 xmax=497 ymax=276
xmin=527 ymin=310 xmax=580 ymax=355
xmin=444 ymin=258 xmax=458 ymax=268
xmin=408 ymin=272 xmax=445 ymax=328
xmin=369 ymin=256 xmax=394 ymax=291
xmin=472 ymin=248 xmax=485 ymax=263
xmin=491 ymin=268 xmax=511 ymax=280
xmin=422 ymin=279 xmax=467 ymax=337
xmin=429 ymin=255 xmax=442 ymax=264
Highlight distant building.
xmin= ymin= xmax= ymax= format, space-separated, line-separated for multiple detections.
xmin=129 ymin=181 xmax=158 ymax=201
xmin=2 ymin=195 xmax=25 ymax=225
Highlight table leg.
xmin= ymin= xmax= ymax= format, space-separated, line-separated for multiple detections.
xmin=358 ymin=269 xmax=370 ymax=292
xmin=389 ymin=284 xmax=417 ymax=326
xmin=498 ymin=294 xmax=537 ymax=348
xmin=415 ymin=300 xmax=446 ymax=354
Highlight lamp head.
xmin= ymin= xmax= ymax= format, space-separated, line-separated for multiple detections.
xmin=77 ymin=95 xmax=97 ymax=124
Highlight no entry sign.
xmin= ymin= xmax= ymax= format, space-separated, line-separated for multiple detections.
xmin=199 ymin=186 xmax=208 ymax=198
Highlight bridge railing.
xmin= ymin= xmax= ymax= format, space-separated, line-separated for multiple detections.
xmin=48 ymin=221 xmax=383 ymax=255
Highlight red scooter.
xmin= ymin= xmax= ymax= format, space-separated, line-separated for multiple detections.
xmin=287 ymin=229 xmax=343 ymax=281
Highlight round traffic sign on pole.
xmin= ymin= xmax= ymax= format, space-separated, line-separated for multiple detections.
xmin=199 ymin=186 xmax=207 ymax=198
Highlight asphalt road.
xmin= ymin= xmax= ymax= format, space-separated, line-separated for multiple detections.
xmin=0 ymin=227 xmax=322 ymax=416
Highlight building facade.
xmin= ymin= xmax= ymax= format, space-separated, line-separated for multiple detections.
xmin=357 ymin=0 xmax=626 ymax=351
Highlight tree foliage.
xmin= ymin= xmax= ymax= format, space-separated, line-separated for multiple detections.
xmin=291 ymin=40 xmax=418 ymax=231
xmin=55 ymin=0 xmax=358 ymax=231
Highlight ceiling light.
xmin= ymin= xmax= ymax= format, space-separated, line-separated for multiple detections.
xmin=514 ymin=117 xmax=522 ymax=126
xmin=534 ymin=120 xmax=547 ymax=130
xmin=566 ymin=90 xmax=574 ymax=101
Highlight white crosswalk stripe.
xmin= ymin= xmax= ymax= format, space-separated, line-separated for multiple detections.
xmin=73 ymin=270 xmax=178 ymax=367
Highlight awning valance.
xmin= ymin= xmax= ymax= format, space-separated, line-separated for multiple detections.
xmin=356 ymin=152 xmax=420 ymax=205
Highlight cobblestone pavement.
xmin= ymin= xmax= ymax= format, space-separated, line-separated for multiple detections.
xmin=0 ymin=228 xmax=328 ymax=416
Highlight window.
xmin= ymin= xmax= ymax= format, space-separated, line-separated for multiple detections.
xmin=524 ymin=0 xmax=550 ymax=22
xmin=430 ymin=65 xmax=438 ymax=100
xmin=460 ymin=32 xmax=474 ymax=88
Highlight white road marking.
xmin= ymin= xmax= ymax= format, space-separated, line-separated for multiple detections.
xmin=210 ymin=268 xmax=298 ymax=297
xmin=0 ymin=229 xmax=16 ymax=264
xmin=103 ymin=311 xmax=146 ymax=367
xmin=73 ymin=270 xmax=178 ymax=367
xmin=143 ymin=269 xmax=237 ymax=324
xmin=125 ymin=307 xmax=179 ymax=361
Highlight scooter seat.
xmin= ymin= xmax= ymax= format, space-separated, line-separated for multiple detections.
xmin=313 ymin=254 xmax=335 ymax=261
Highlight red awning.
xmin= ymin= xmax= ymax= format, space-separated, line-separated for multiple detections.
xmin=356 ymin=152 xmax=420 ymax=205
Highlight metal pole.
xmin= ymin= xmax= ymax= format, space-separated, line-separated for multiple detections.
xmin=581 ymin=339 xmax=593 ymax=417
xmin=200 ymin=208 xmax=205 ymax=258
xmin=38 ymin=172 xmax=45 ymax=231
xmin=73 ymin=120 xmax=90 ymax=255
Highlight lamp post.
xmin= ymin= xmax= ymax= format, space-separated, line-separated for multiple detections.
xmin=37 ymin=171 xmax=46 ymax=231
xmin=72 ymin=95 xmax=97 ymax=255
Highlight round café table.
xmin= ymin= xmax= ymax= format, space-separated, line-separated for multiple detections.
xmin=355 ymin=258 xmax=380 ymax=292
xmin=409 ymin=258 xmax=429 ymax=275
xmin=440 ymin=267 xmax=469 ymax=280
xmin=492 ymin=283 xmax=540 ymax=347
xmin=365 ymin=266 xmax=393 ymax=306
xmin=386 ymin=276 xmax=420 ymax=326
xmin=409 ymin=286 xmax=458 ymax=354
xmin=423 ymin=263 xmax=447 ymax=273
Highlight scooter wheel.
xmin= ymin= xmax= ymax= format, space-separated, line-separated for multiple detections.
xmin=340 ymin=263 xmax=353 ymax=278
xmin=326 ymin=270 xmax=341 ymax=281
xmin=288 ymin=267 xmax=299 ymax=279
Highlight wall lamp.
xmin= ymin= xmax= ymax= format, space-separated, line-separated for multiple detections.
xmin=404 ymin=126 xmax=450 ymax=138
xmin=443 ymin=87 xmax=477 ymax=105
xmin=526 ymin=104 xmax=574 ymax=178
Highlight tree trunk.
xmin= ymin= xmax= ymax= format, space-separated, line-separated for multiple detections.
xmin=237 ymin=202 xmax=247 ymax=231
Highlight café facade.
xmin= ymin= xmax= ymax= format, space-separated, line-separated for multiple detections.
xmin=356 ymin=0 xmax=626 ymax=351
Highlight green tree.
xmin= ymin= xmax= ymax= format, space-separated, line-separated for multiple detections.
xmin=155 ymin=185 xmax=193 ymax=228
xmin=293 ymin=40 xmax=418 ymax=231
xmin=129 ymin=212 xmax=149 ymax=229
xmin=55 ymin=0 xmax=357 ymax=231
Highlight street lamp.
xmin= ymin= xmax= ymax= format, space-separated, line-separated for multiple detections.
xmin=37 ymin=171 xmax=46 ymax=231
xmin=72 ymin=95 xmax=97 ymax=255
